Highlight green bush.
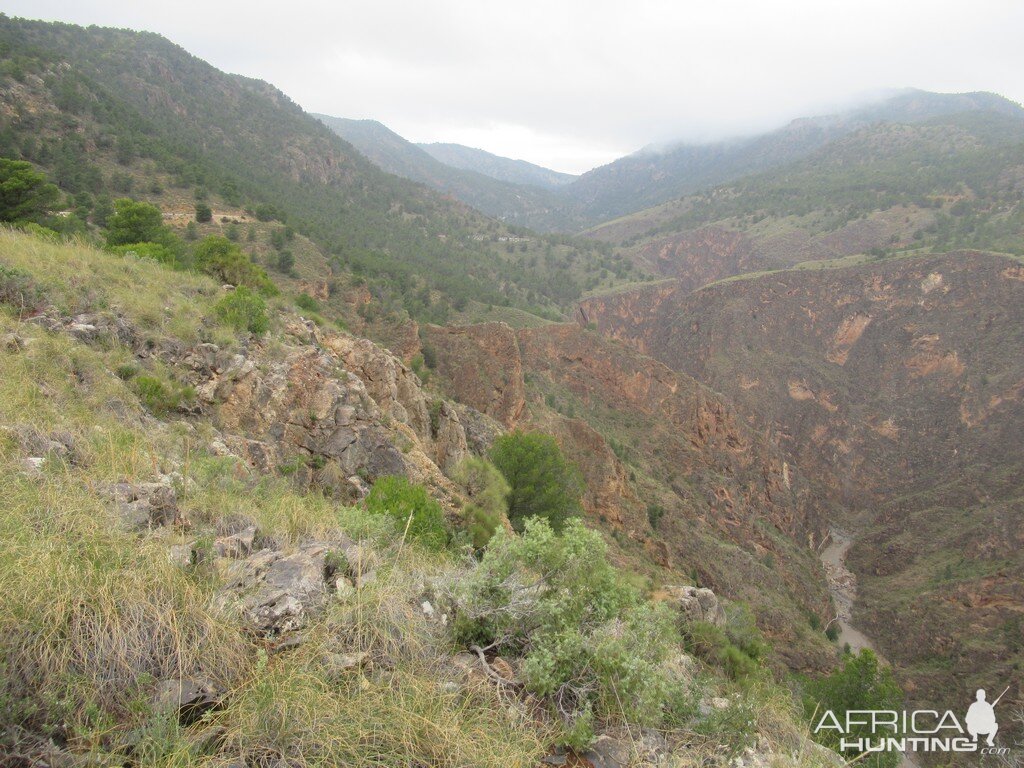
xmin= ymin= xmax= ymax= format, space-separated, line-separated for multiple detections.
xmin=294 ymin=293 xmax=320 ymax=313
xmin=683 ymin=616 xmax=763 ymax=681
xmin=452 ymin=457 xmax=509 ymax=549
xmin=0 ymin=158 xmax=59 ymax=223
xmin=193 ymin=236 xmax=276 ymax=294
xmin=213 ymin=287 xmax=270 ymax=335
xmin=453 ymin=518 xmax=678 ymax=747
xmin=105 ymin=198 xmax=166 ymax=246
xmin=194 ymin=202 xmax=212 ymax=223
xmin=364 ymin=476 xmax=448 ymax=550
xmin=489 ymin=431 xmax=582 ymax=533
xmin=107 ymin=242 xmax=178 ymax=267
xmin=275 ymin=250 xmax=294 ymax=274
xmin=724 ymin=603 xmax=770 ymax=662
xmin=803 ymin=650 xmax=904 ymax=768
xmin=647 ymin=503 xmax=665 ymax=529
xmin=133 ymin=374 xmax=196 ymax=416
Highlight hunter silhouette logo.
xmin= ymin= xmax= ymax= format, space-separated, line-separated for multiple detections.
xmin=814 ymin=685 xmax=1013 ymax=757
xmin=966 ymin=687 xmax=1008 ymax=748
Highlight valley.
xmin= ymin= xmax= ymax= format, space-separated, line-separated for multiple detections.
xmin=1 ymin=10 xmax=1022 ymax=767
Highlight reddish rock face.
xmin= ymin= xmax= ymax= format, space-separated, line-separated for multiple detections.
xmin=420 ymin=322 xmax=526 ymax=427
xmin=514 ymin=325 xmax=834 ymax=670
xmin=633 ymin=227 xmax=760 ymax=290
xmin=580 ymin=251 xmax=1024 ymax=720
xmin=423 ymin=317 xmax=835 ymax=668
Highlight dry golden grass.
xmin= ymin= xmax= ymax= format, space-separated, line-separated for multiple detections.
xmin=0 ymin=230 xmax=846 ymax=767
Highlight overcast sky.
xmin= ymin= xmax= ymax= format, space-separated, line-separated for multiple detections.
xmin=6 ymin=0 xmax=1024 ymax=173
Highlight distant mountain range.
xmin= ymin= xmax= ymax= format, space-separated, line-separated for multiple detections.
xmin=416 ymin=142 xmax=577 ymax=189
xmin=312 ymin=115 xmax=570 ymax=229
xmin=319 ymin=89 xmax=1024 ymax=233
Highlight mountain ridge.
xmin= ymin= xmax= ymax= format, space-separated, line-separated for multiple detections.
xmin=416 ymin=141 xmax=577 ymax=189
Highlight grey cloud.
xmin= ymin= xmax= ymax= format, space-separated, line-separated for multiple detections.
xmin=7 ymin=0 xmax=1024 ymax=173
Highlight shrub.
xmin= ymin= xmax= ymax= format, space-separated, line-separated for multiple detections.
xmin=105 ymin=198 xmax=166 ymax=246
xmin=294 ymin=293 xmax=320 ymax=313
xmin=213 ymin=287 xmax=270 ymax=335
xmin=254 ymin=204 xmax=280 ymax=222
xmin=0 ymin=264 xmax=47 ymax=315
xmin=682 ymin=614 xmax=764 ymax=681
xmin=193 ymin=236 xmax=276 ymax=294
xmin=490 ymin=431 xmax=582 ymax=533
xmin=451 ymin=457 xmax=509 ymax=549
xmin=803 ymin=650 xmax=904 ymax=768
xmin=275 ymin=250 xmax=294 ymax=274
xmin=132 ymin=374 xmax=196 ymax=416
xmin=194 ymin=202 xmax=212 ymax=223
xmin=724 ymin=603 xmax=770 ymax=662
xmin=364 ymin=476 xmax=448 ymax=550
xmin=647 ymin=503 xmax=665 ymax=529
xmin=0 ymin=158 xmax=59 ymax=223
xmin=420 ymin=343 xmax=438 ymax=370
xmin=452 ymin=518 xmax=678 ymax=747
xmin=106 ymin=242 xmax=178 ymax=267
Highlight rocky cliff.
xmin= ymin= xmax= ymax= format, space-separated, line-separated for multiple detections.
xmin=580 ymin=251 xmax=1024 ymax=721
xmin=424 ymin=320 xmax=835 ymax=669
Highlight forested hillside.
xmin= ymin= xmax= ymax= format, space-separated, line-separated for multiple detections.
xmin=316 ymin=115 xmax=574 ymax=229
xmin=584 ymin=108 xmax=1024 ymax=294
xmin=0 ymin=16 xmax=639 ymax=323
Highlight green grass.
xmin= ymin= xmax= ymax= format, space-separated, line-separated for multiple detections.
xmin=0 ymin=228 xmax=225 ymax=344
xmin=0 ymin=230 xmax=848 ymax=766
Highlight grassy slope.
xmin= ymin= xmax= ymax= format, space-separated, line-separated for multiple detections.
xmin=0 ymin=230 xmax=838 ymax=766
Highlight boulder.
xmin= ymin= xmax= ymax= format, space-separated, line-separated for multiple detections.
xmin=662 ymin=585 xmax=726 ymax=627
xmin=6 ymin=425 xmax=77 ymax=463
xmin=151 ymin=677 xmax=220 ymax=724
xmin=110 ymin=480 xmax=184 ymax=530
xmin=580 ymin=734 xmax=630 ymax=768
xmin=2 ymin=332 xmax=24 ymax=352
xmin=219 ymin=543 xmax=331 ymax=635
xmin=320 ymin=651 xmax=369 ymax=677
xmin=214 ymin=525 xmax=258 ymax=559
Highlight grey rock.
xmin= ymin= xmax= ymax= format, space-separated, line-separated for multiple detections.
xmin=220 ymin=544 xmax=330 ymax=635
xmin=151 ymin=677 xmax=220 ymax=724
xmin=2 ymin=332 xmax=24 ymax=352
xmin=214 ymin=525 xmax=258 ymax=559
xmin=581 ymin=734 xmax=630 ymax=768
xmin=111 ymin=481 xmax=183 ymax=530
xmin=663 ymin=584 xmax=726 ymax=627
xmin=320 ymin=651 xmax=369 ymax=676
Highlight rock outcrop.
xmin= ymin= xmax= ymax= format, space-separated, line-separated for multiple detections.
xmin=420 ymin=322 xmax=526 ymax=427
xmin=181 ymin=320 xmax=467 ymax=507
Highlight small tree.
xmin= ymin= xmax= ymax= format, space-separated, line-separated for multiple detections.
xmin=275 ymin=250 xmax=295 ymax=274
xmin=193 ymin=236 xmax=275 ymax=294
xmin=490 ymin=431 xmax=582 ymax=533
xmin=804 ymin=649 xmax=904 ymax=768
xmin=0 ymin=159 xmax=60 ymax=223
xmin=194 ymin=202 xmax=212 ymax=223
xmin=364 ymin=476 xmax=448 ymax=550
xmin=452 ymin=457 xmax=509 ymax=549
xmin=213 ymin=286 xmax=269 ymax=334
xmin=105 ymin=198 xmax=165 ymax=246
